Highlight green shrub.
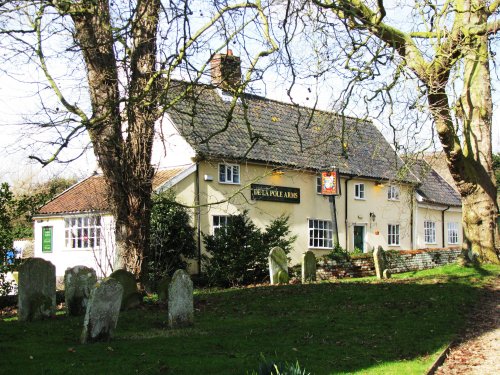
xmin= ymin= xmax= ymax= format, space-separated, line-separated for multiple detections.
xmin=353 ymin=247 xmax=363 ymax=255
xmin=203 ymin=212 xmax=296 ymax=287
xmin=323 ymin=242 xmax=350 ymax=262
xmin=248 ymin=358 xmax=311 ymax=375
xmin=1 ymin=183 xmax=16 ymax=296
xmin=146 ymin=190 xmax=196 ymax=291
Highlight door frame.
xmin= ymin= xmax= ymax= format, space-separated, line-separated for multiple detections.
xmin=353 ymin=224 xmax=366 ymax=253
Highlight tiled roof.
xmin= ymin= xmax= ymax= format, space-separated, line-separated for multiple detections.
xmin=412 ymin=160 xmax=461 ymax=207
xmin=422 ymin=152 xmax=459 ymax=193
xmin=166 ymin=82 xmax=418 ymax=182
xmin=37 ymin=167 xmax=187 ymax=215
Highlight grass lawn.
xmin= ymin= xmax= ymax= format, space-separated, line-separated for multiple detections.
xmin=1 ymin=263 xmax=498 ymax=374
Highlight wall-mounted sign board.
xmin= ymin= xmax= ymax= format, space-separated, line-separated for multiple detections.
xmin=251 ymin=184 xmax=300 ymax=203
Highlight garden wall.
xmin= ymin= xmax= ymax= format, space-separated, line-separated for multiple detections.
xmin=317 ymin=247 xmax=461 ymax=280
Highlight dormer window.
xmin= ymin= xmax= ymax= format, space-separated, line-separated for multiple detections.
xmin=219 ymin=163 xmax=240 ymax=184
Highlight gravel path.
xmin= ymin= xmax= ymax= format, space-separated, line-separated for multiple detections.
xmin=435 ymin=276 xmax=499 ymax=375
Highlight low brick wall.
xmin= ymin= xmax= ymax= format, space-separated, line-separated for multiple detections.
xmin=385 ymin=247 xmax=461 ymax=273
xmin=318 ymin=256 xmax=374 ymax=279
xmin=317 ymin=247 xmax=461 ymax=280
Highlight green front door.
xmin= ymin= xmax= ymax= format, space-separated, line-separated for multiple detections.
xmin=353 ymin=225 xmax=365 ymax=252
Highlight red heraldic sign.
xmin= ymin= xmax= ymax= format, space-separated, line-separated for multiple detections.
xmin=321 ymin=170 xmax=341 ymax=196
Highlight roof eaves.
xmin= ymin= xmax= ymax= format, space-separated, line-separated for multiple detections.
xmin=156 ymin=164 xmax=196 ymax=193
xmin=33 ymin=209 xmax=111 ymax=218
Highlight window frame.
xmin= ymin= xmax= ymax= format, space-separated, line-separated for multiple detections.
xmin=387 ymin=185 xmax=400 ymax=201
xmin=64 ymin=215 xmax=102 ymax=250
xmin=354 ymin=183 xmax=365 ymax=200
xmin=447 ymin=222 xmax=459 ymax=245
xmin=387 ymin=224 xmax=400 ymax=246
xmin=316 ymin=175 xmax=322 ymax=194
xmin=308 ymin=219 xmax=333 ymax=249
xmin=424 ymin=220 xmax=436 ymax=244
xmin=218 ymin=163 xmax=240 ymax=184
xmin=212 ymin=215 xmax=231 ymax=235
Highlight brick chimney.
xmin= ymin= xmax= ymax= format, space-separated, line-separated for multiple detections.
xmin=210 ymin=50 xmax=242 ymax=91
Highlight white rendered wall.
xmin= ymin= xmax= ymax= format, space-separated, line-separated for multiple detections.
xmin=414 ymin=205 xmax=462 ymax=249
xmin=152 ymin=114 xmax=196 ymax=169
xmin=33 ymin=214 xmax=116 ymax=278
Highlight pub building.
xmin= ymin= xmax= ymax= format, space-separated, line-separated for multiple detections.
xmin=33 ymin=52 xmax=462 ymax=277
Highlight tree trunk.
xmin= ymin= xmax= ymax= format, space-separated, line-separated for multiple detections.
xmin=65 ymin=0 xmax=160 ymax=278
xmin=428 ymin=3 xmax=499 ymax=264
xmin=456 ymin=11 xmax=499 ymax=263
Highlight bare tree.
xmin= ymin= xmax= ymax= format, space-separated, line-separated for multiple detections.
xmin=0 ymin=0 xmax=278 ymax=277
xmin=278 ymin=0 xmax=499 ymax=263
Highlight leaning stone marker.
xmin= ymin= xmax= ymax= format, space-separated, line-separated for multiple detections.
xmin=18 ymin=258 xmax=56 ymax=322
xmin=302 ymin=251 xmax=317 ymax=283
xmin=373 ymin=246 xmax=386 ymax=279
xmin=81 ymin=278 xmax=123 ymax=344
xmin=109 ymin=269 xmax=141 ymax=310
xmin=269 ymin=247 xmax=288 ymax=285
xmin=64 ymin=266 xmax=97 ymax=316
xmin=168 ymin=269 xmax=193 ymax=328
xmin=383 ymin=269 xmax=392 ymax=279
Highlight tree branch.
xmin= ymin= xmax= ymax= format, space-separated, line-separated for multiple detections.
xmin=34 ymin=5 xmax=89 ymax=123
xmin=488 ymin=0 xmax=500 ymax=14
xmin=466 ymin=19 xmax=500 ymax=35
xmin=312 ymin=0 xmax=430 ymax=81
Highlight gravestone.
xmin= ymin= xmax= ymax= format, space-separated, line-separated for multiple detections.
xmin=269 ymin=247 xmax=288 ymax=285
xmin=18 ymin=258 xmax=56 ymax=322
xmin=168 ymin=269 xmax=193 ymax=328
xmin=81 ymin=278 xmax=123 ymax=344
xmin=277 ymin=270 xmax=289 ymax=284
xmin=109 ymin=269 xmax=141 ymax=310
xmin=301 ymin=251 xmax=317 ymax=283
xmin=383 ymin=269 xmax=392 ymax=279
xmin=373 ymin=246 xmax=386 ymax=279
xmin=157 ymin=276 xmax=171 ymax=303
xmin=64 ymin=266 xmax=97 ymax=316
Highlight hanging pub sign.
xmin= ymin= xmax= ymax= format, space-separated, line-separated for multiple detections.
xmin=321 ymin=169 xmax=341 ymax=196
xmin=251 ymin=184 xmax=300 ymax=203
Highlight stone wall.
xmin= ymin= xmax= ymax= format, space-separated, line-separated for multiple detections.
xmin=317 ymin=247 xmax=461 ymax=280
xmin=385 ymin=247 xmax=461 ymax=274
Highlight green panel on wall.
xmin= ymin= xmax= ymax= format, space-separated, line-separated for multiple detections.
xmin=42 ymin=226 xmax=53 ymax=253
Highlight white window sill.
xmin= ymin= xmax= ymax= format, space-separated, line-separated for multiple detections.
xmin=387 ymin=199 xmax=400 ymax=202
xmin=219 ymin=181 xmax=240 ymax=185
xmin=354 ymin=197 xmax=366 ymax=201
xmin=387 ymin=244 xmax=400 ymax=247
xmin=425 ymin=243 xmax=437 ymax=245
